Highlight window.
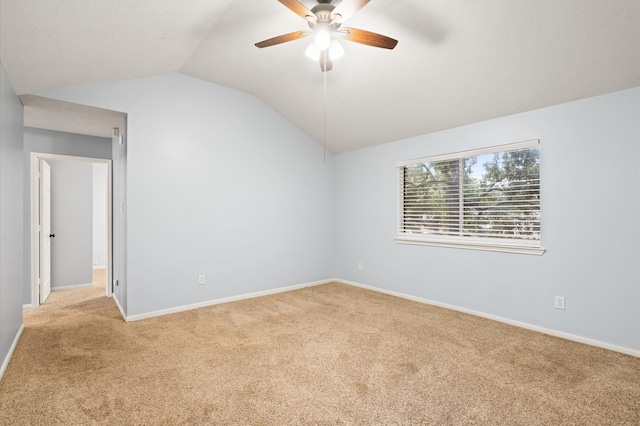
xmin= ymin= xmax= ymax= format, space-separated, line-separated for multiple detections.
xmin=396 ymin=140 xmax=544 ymax=255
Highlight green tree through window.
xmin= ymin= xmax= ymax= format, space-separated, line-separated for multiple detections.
xmin=398 ymin=140 xmax=542 ymax=253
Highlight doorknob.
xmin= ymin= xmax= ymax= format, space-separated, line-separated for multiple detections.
xmin=49 ymin=234 xmax=55 ymax=238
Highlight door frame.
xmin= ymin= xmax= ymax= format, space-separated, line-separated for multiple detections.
xmin=39 ymin=159 xmax=52 ymax=304
xmin=30 ymin=152 xmax=113 ymax=306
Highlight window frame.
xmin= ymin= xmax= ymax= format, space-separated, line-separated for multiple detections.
xmin=395 ymin=139 xmax=545 ymax=255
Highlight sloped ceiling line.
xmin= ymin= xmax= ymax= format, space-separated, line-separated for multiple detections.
xmin=1 ymin=0 xmax=638 ymax=153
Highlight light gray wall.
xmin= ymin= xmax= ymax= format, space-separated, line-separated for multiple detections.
xmin=111 ymin=118 xmax=127 ymax=313
xmin=35 ymin=74 xmax=639 ymax=351
xmin=0 ymin=62 xmax=24 ymax=374
xmin=48 ymin=160 xmax=93 ymax=288
xmin=40 ymin=74 xmax=334 ymax=316
xmin=334 ymin=87 xmax=640 ymax=351
xmin=93 ymin=163 xmax=108 ymax=268
xmin=23 ymin=127 xmax=112 ymax=159
xmin=23 ymin=127 xmax=111 ymax=303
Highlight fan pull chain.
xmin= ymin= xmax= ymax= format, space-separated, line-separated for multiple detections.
xmin=323 ymin=55 xmax=327 ymax=164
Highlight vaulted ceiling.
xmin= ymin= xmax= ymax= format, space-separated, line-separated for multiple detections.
xmin=1 ymin=0 xmax=638 ymax=153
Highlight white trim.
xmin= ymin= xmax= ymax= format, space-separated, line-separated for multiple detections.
xmin=105 ymin=162 xmax=113 ymax=299
xmin=0 ymin=324 xmax=24 ymax=382
xmin=113 ymin=294 xmax=126 ymax=321
xmin=30 ymin=152 xmax=113 ymax=307
xmin=93 ymin=265 xmax=107 ymax=270
xmin=395 ymin=236 xmax=545 ymax=255
xmin=335 ymin=279 xmax=640 ymax=358
xmin=30 ymin=153 xmax=39 ymax=307
xmin=51 ymin=283 xmax=93 ymax=291
xmin=109 ymin=276 xmax=639 ymax=357
xmin=22 ymin=304 xmax=34 ymax=310
xmin=396 ymin=139 xmax=539 ymax=167
xmin=124 ymin=279 xmax=333 ymax=322
xmin=395 ymin=139 xmax=542 ymax=255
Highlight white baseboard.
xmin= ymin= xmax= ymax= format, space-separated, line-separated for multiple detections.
xmin=113 ymin=293 xmax=126 ymax=321
xmin=335 ymin=279 xmax=640 ymax=358
xmin=93 ymin=265 xmax=106 ymax=270
xmin=22 ymin=304 xmax=34 ymax=310
xmin=125 ymin=279 xmax=333 ymax=322
xmin=51 ymin=283 xmax=93 ymax=291
xmin=111 ymin=276 xmax=639 ymax=358
xmin=0 ymin=323 xmax=24 ymax=382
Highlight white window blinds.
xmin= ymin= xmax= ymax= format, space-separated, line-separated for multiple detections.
xmin=396 ymin=140 xmax=544 ymax=255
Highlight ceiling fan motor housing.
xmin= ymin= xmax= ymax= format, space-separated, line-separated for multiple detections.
xmin=309 ymin=3 xmax=342 ymax=30
xmin=254 ymin=0 xmax=398 ymax=69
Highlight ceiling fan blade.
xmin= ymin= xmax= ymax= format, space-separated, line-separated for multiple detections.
xmin=331 ymin=0 xmax=371 ymax=22
xmin=340 ymin=27 xmax=398 ymax=49
xmin=255 ymin=31 xmax=309 ymax=48
xmin=320 ymin=50 xmax=333 ymax=72
xmin=278 ymin=0 xmax=316 ymax=22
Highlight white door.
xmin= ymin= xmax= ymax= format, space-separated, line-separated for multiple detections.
xmin=40 ymin=159 xmax=52 ymax=303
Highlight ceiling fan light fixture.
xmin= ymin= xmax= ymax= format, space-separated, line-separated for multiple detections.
xmin=313 ymin=26 xmax=332 ymax=51
xmin=255 ymin=0 xmax=398 ymax=71
xmin=305 ymin=39 xmax=344 ymax=62
xmin=328 ymin=40 xmax=344 ymax=60
xmin=305 ymin=43 xmax=321 ymax=61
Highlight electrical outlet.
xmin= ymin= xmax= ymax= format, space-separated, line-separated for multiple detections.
xmin=358 ymin=262 xmax=363 ymax=271
xmin=554 ymin=296 xmax=565 ymax=310
xmin=198 ymin=274 xmax=205 ymax=285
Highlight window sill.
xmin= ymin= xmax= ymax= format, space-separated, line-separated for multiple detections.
xmin=395 ymin=235 xmax=546 ymax=255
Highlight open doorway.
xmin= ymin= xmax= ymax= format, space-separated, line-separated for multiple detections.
xmin=30 ymin=153 xmax=112 ymax=306
xmin=91 ymin=162 xmax=109 ymax=295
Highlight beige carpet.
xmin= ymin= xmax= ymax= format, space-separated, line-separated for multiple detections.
xmin=1 ymin=277 xmax=639 ymax=425
xmin=93 ymin=267 xmax=106 ymax=289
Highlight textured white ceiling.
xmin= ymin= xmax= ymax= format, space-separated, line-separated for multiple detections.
xmin=1 ymin=0 xmax=638 ymax=153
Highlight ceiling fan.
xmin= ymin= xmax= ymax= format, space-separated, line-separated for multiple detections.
xmin=255 ymin=0 xmax=398 ymax=72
